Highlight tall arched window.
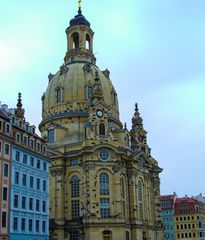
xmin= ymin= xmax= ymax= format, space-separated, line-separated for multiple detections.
xmin=100 ymin=173 xmax=109 ymax=195
xmin=86 ymin=34 xmax=91 ymax=50
xmin=138 ymin=181 xmax=143 ymax=201
xmin=121 ymin=178 xmax=126 ymax=216
xmin=99 ymin=123 xmax=105 ymax=135
xmin=100 ymin=173 xmax=110 ymax=219
xmin=138 ymin=180 xmax=144 ymax=220
xmin=143 ymin=231 xmax=147 ymax=240
xmin=56 ymin=88 xmax=61 ymax=103
xmin=126 ymin=231 xmax=130 ymax=240
xmin=71 ymin=176 xmax=80 ymax=197
xmin=72 ymin=32 xmax=79 ymax=49
xmin=87 ymin=86 xmax=93 ymax=102
xmin=71 ymin=176 xmax=80 ymax=220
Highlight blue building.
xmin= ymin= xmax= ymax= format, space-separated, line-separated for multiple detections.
xmin=9 ymin=94 xmax=50 ymax=240
xmin=161 ymin=194 xmax=177 ymax=240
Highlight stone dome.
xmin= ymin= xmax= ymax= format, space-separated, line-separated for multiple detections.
xmin=41 ymin=62 xmax=119 ymax=122
xmin=39 ymin=9 xmax=122 ymax=144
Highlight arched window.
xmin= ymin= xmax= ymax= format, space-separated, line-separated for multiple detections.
xmin=86 ymin=34 xmax=91 ymax=50
xmin=121 ymin=178 xmax=126 ymax=216
xmin=87 ymin=86 xmax=93 ymax=101
xmin=71 ymin=176 xmax=80 ymax=197
xmin=56 ymin=88 xmax=61 ymax=103
xmin=126 ymin=231 xmax=130 ymax=240
xmin=71 ymin=176 xmax=80 ymax=220
xmin=99 ymin=123 xmax=105 ymax=135
xmin=48 ymin=129 xmax=54 ymax=143
xmin=138 ymin=181 xmax=143 ymax=201
xmin=103 ymin=230 xmax=112 ymax=239
xmin=72 ymin=32 xmax=79 ymax=49
xmin=143 ymin=231 xmax=147 ymax=240
xmin=100 ymin=173 xmax=109 ymax=195
xmin=138 ymin=180 xmax=144 ymax=220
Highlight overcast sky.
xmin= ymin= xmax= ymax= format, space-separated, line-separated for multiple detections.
xmin=0 ymin=0 xmax=205 ymax=197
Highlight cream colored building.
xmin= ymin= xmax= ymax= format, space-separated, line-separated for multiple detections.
xmin=39 ymin=6 xmax=164 ymax=240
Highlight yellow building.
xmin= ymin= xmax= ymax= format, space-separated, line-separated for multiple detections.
xmin=39 ymin=5 xmax=164 ymax=240
xmin=174 ymin=197 xmax=205 ymax=240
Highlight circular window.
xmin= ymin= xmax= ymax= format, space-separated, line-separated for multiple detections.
xmin=99 ymin=150 xmax=110 ymax=161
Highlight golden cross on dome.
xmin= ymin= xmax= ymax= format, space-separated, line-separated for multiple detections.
xmin=78 ymin=0 xmax=81 ymax=9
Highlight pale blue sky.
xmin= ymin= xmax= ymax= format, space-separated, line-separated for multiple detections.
xmin=0 ymin=0 xmax=205 ymax=197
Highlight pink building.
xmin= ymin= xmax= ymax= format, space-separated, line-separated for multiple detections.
xmin=0 ymin=104 xmax=12 ymax=240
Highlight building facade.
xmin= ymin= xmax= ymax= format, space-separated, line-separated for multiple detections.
xmin=39 ymin=6 xmax=164 ymax=240
xmin=0 ymin=104 xmax=12 ymax=240
xmin=161 ymin=194 xmax=176 ymax=240
xmin=0 ymin=96 xmax=50 ymax=240
xmin=174 ymin=197 xmax=205 ymax=240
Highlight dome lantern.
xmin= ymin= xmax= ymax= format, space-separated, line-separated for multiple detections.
xmin=64 ymin=5 xmax=96 ymax=65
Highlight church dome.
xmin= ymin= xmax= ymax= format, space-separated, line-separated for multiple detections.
xmin=70 ymin=9 xmax=90 ymax=27
xmin=41 ymin=62 xmax=119 ymax=121
xmin=39 ymin=7 xmax=122 ymax=145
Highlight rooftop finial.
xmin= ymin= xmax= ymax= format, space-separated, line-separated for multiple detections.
xmin=15 ymin=92 xmax=25 ymax=119
xmin=17 ymin=92 xmax=22 ymax=107
xmin=135 ymin=103 xmax=139 ymax=112
xmin=78 ymin=0 xmax=82 ymax=12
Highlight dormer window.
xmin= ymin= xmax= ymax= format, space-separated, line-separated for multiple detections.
xmin=56 ymin=88 xmax=62 ymax=103
xmin=48 ymin=129 xmax=55 ymax=143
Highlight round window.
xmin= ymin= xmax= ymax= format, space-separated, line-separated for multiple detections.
xmin=99 ymin=150 xmax=110 ymax=161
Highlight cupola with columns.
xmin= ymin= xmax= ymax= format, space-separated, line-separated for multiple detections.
xmin=64 ymin=5 xmax=96 ymax=64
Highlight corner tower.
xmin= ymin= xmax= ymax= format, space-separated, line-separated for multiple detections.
xmin=39 ymin=4 xmax=164 ymax=240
